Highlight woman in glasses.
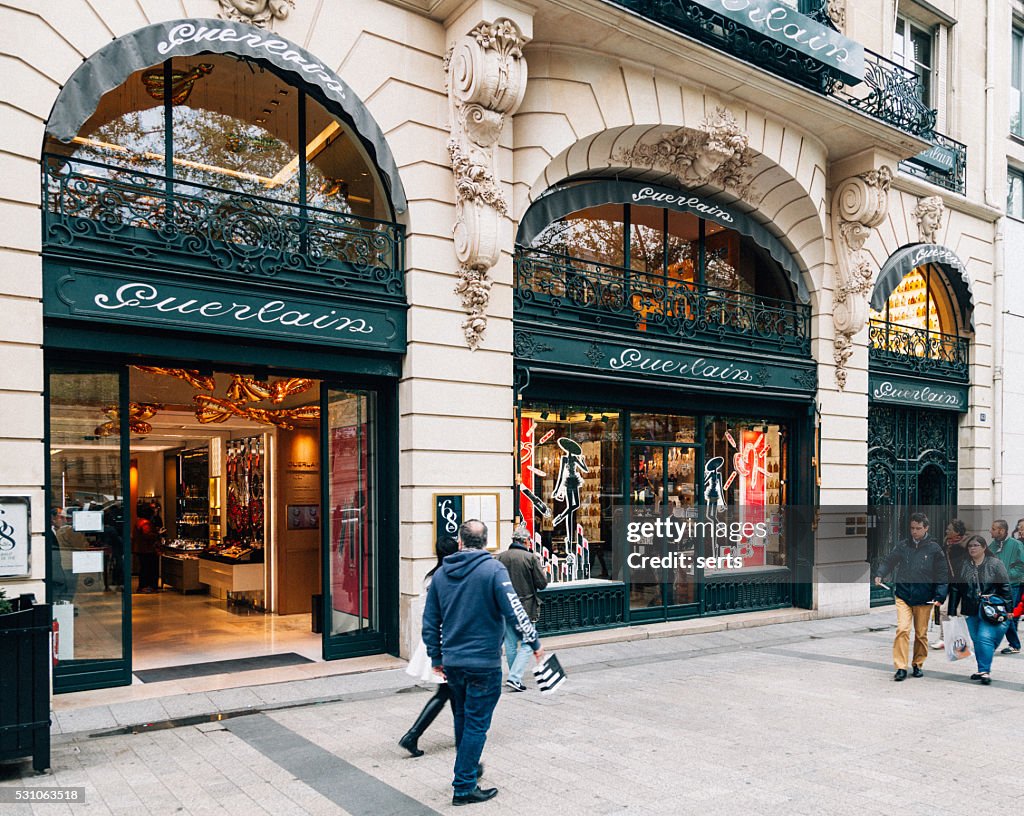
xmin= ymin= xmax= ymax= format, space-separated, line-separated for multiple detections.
xmin=958 ymin=535 xmax=1011 ymax=685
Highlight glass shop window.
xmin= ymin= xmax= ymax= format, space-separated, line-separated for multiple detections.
xmin=703 ymin=418 xmax=788 ymax=570
xmin=519 ymin=406 xmax=622 ymax=584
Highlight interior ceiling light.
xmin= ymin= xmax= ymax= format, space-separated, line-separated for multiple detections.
xmin=265 ymin=121 xmax=341 ymax=189
xmin=133 ymin=366 xmax=216 ymax=391
xmin=141 ymin=63 xmax=214 ymax=104
xmin=194 ymin=395 xmax=319 ymax=430
xmin=226 ymin=374 xmax=314 ymax=404
xmin=95 ymin=402 xmax=164 ymax=437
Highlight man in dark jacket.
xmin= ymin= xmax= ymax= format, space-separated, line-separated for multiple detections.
xmin=496 ymin=522 xmax=549 ymax=691
xmin=874 ymin=512 xmax=948 ymax=681
xmin=423 ymin=519 xmax=544 ymax=806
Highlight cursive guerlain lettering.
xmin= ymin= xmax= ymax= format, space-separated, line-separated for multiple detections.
xmin=715 ymin=0 xmax=851 ymax=64
xmin=631 ymin=187 xmax=735 ymax=223
xmin=607 ymin=348 xmax=753 ymax=383
xmin=156 ymin=23 xmax=346 ymax=97
xmin=93 ymin=282 xmax=373 ymax=335
xmin=871 ymin=380 xmax=962 ymax=407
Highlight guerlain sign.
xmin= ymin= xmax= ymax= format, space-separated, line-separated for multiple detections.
xmin=869 ymin=375 xmax=967 ymax=412
xmin=609 ymin=347 xmax=754 ymax=383
xmin=631 ymin=188 xmax=735 ymax=224
xmin=693 ymin=0 xmax=865 ymax=82
xmin=50 ymin=269 xmax=400 ymax=350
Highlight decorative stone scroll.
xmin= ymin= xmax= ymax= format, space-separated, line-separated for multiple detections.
xmin=615 ymin=108 xmax=755 ymax=196
xmin=445 ymin=19 xmax=528 ymax=349
xmin=830 ymin=165 xmax=893 ymax=389
xmin=217 ymin=0 xmax=294 ymax=28
xmin=912 ymin=195 xmax=945 ymax=245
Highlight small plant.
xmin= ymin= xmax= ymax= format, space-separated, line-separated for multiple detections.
xmin=0 ymin=588 xmax=12 ymax=615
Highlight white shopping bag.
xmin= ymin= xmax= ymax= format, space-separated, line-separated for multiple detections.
xmin=945 ymin=615 xmax=973 ymax=662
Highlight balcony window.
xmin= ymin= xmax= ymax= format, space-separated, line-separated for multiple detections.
xmin=868 ymin=263 xmax=967 ymax=378
xmin=1013 ymin=29 xmax=1024 ymax=137
xmin=1009 ymin=167 xmax=1024 ymax=220
xmin=893 ymin=16 xmax=934 ymax=109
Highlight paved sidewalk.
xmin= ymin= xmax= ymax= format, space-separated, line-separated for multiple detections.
xmin=6 ymin=607 xmax=1024 ymax=815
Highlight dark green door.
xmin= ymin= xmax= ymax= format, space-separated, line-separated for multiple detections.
xmin=868 ymin=404 xmax=959 ymax=605
xmin=320 ymin=383 xmax=398 ymax=660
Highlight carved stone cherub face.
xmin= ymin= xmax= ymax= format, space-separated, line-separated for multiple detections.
xmin=218 ymin=0 xmax=292 ymax=26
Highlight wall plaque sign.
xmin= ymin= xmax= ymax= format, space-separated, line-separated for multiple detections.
xmin=47 ymin=268 xmax=404 ymax=351
xmin=0 ymin=496 xmax=31 ymax=578
xmin=433 ymin=493 xmax=501 ymax=552
xmin=868 ymin=374 xmax=968 ymax=413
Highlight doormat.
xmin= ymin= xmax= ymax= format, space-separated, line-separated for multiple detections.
xmin=134 ymin=652 xmax=315 ymax=683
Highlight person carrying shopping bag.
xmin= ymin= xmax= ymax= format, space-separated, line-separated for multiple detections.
xmin=496 ymin=522 xmax=548 ymax=691
xmin=931 ymin=518 xmax=968 ymax=650
xmin=957 ymin=535 xmax=1012 ymax=685
xmin=399 ymin=535 xmax=459 ymax=757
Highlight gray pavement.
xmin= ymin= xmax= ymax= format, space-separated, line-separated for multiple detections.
xmin=4 ymin=608 xmax=1024 ymax=815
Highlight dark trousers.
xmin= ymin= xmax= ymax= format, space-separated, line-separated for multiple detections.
xmin=1001 ymin=585 xmax=1023 ymax=650
xmin=445 ymin=666 xmax=502 ymax=795
xmin=136 ymin=552 xmax=159 ymax=591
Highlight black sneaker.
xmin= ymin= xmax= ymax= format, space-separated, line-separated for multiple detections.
xmin=1001 ymin=647 xmax=1020 ymax=655
xmin=505 ymin=679 xmax=526 ymax=692
xmin=453 ymin=787 xmax=498 ymax=806
xmin=911 ymin=666 xmax=923 ymax=678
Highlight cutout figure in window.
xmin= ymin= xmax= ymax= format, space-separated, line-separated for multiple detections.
xmin=551 ymin=438 xmax=588 ymax=581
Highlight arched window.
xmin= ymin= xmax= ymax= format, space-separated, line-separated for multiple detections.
xmin=868 ymin=262 xmax=965 ymax=371
xmin=44 ymin=54 xmax=389 ymax=219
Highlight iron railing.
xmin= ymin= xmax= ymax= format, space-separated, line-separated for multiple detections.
xmin=868 ymin=318 xmax=969 ymax=382
xmin=515 ymin=246 xmax=812 ymax=355
xmin=605 ymin=1 xmax=936 ymax=139
xmin=42 ymin=154 xmax=404 ymax=300
xmin=898 ymin=131 xmax=967 ymax=195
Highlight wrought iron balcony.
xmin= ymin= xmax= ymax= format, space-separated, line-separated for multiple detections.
xmin=42 ymin=154 xmax=404 ymax=301
xmin=515 ymin=246 xmax=811 ymax=356
xmin=898 ymin=131 xmax=967 ymax=195
xmin=868 ymin=319 xmax=969 ymax=382
xmin=604 ymin=0 xmax=936 ymax=139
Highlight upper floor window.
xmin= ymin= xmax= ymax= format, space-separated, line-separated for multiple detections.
xmin=894 ymin=16 xmax=934 ymax=109
xmin=1009 ymin=167 xmax=1024 ymax=219
xmin=1013 ymin=28 xmax=1024 ymax=137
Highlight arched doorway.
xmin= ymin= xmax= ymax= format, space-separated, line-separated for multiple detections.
xmin=866 ymin=244 xmax=971 ymax=605
xmin=42 ymin=22 xmax=406 ymax=691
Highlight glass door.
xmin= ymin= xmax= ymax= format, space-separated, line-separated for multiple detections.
xmin=47 ymin=364 xmax=132 ymax=691
xmin=321 ymin=385 xmax=395 ymax=659
xmin=627 ymin=442 xmax=700 ymax=621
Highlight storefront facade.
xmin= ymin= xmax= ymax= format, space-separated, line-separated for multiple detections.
xmin=0 ymin=0 xmax=1007 ymax=691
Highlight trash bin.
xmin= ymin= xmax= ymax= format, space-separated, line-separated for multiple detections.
xmin=0 ymin=596 xmax=52 ymax=773
xmin=311 ymin=593 xmax=323 ymax=634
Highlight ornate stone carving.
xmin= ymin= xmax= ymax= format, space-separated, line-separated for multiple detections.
xmin=912 ymin=195 xmax=945 ymax=244
xmin=217 ymin=0 xmax=294 ymax=27
xmin=830 ymin=165 xmax=893 ymax=389
xmin=446 ymin=19 xmax=528 ymax=350
xmin=614 ymin=108 xmax=755 ymax=195
xmin=828 ymin=0 xmax=847 ymax=31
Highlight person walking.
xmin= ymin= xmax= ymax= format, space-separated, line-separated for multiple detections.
xmin=957 ymin=535 xmax=1012 ymax=685
xmin=496 ymin=522 xmax=548 ymax=692
xmin=399 ymin=535 xmax=459 ymax=757
xmin=132 ymin=502 xmax=161 ymax=593
xmin=930 ymin=518 xmax=968 ymax=650
xmin=988 ymin=519 xmax=1024 ymax=654
xmin=873 ymin=512 xmax=948 ymax=681
xmin=422 ymin=519 xmax=544 ymax=807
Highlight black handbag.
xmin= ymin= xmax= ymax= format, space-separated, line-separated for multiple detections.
xmin=980 ymin=595 xmax=1009 ymax=625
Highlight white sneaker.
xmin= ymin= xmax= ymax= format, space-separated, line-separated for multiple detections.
xmin=930 ymin=639 xmax=944 ymax=650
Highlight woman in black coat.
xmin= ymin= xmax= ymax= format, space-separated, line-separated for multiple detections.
xmin=958 ymin=535 xmax=1012 ymax=685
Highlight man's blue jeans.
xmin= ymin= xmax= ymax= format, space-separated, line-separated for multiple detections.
xmin=504 ymin=622 xmax=533 ymax=685
xmin=444 ymin=666 xmax=503 ymax=795
xmin=967 ymin=612 xmax=1010 ymax=674
xmin=999 ymin=585 xmax=1022 ymax=650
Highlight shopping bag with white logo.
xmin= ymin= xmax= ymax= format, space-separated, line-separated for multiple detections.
xmin=533 ymin=653 xmax=568 ymax=693
xmin=944 ymin=615 xmax=973 ymax=662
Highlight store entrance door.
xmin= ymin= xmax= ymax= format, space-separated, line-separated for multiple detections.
xmin=627 ymin=442 xmax=700 ymax=622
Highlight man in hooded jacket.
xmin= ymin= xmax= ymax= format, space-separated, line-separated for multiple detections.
xmin=423 ymin=519 xmax=544 ymax=806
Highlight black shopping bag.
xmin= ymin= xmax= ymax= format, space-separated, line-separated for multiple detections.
xmin=533 ymin=653 xmax=567 ymax=694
